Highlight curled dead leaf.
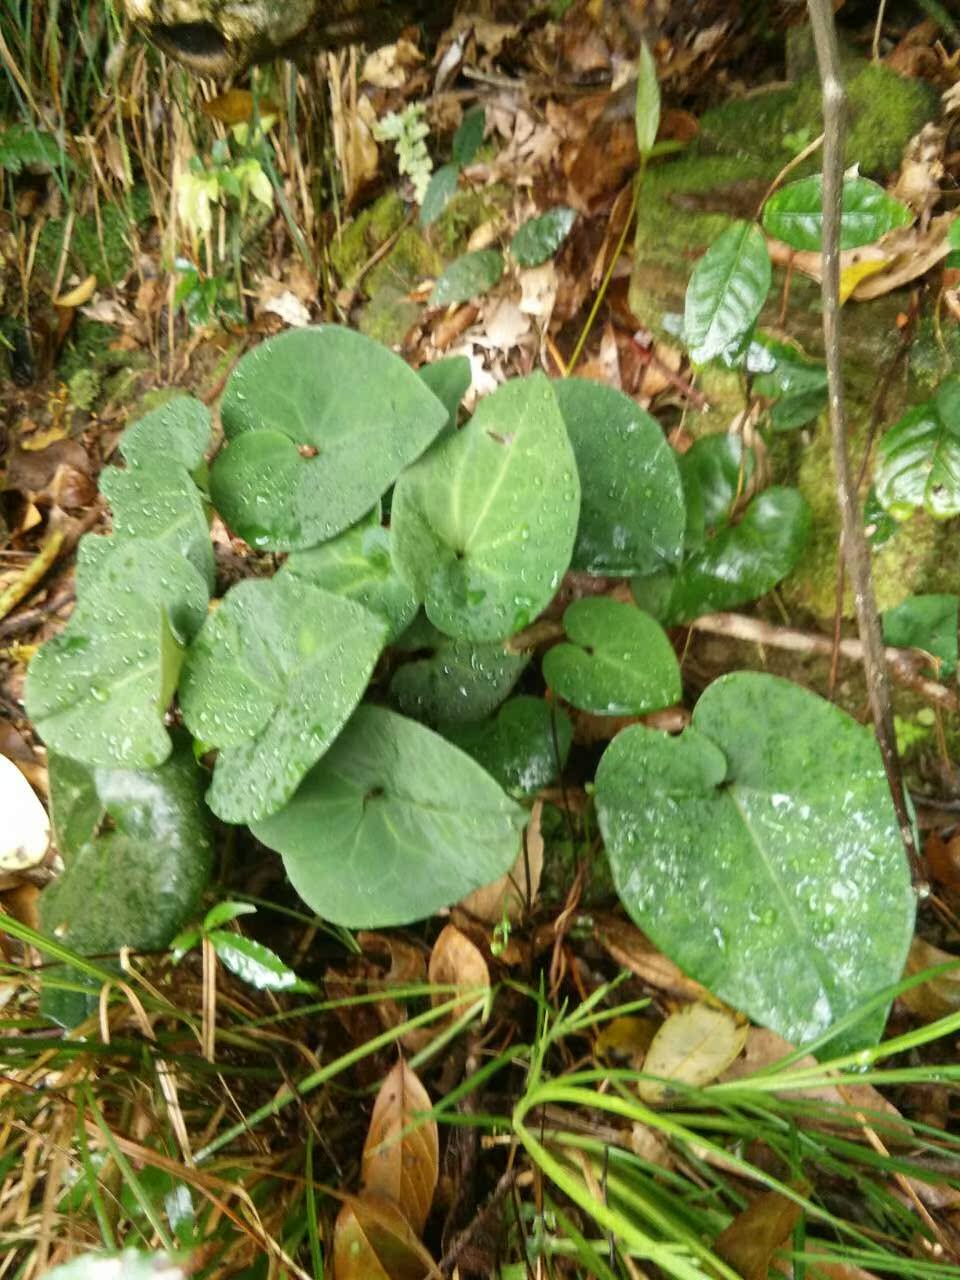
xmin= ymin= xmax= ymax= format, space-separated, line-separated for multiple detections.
xmin=900 ymin=937 xmax=960 ymax=1022
xmin=361 ymin=1060 xmax=438 ymax=1236
xmin=715 ymin=1188 xmax=806 ymax=1280
xmin=332 ymin=1193 xmax=439 ymax=1280
xmin=54 ymin=274 xmax=96 ymax=309
xmin=428 ymin=923 xmax=490 ymax=1024
xmin=459 ymin=801 xmax=543 ymax=925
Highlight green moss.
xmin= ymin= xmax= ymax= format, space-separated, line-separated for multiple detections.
xmin=365 ymin=226 xmax=442 ymax=297
xmin=428 ymin=184 xmax=511 ymax=258
xmin=36 ymin=187 xmax=152 ymax=286
xmin=67 ymin=368 xmax=100 ymax=411
xmin=697 ymin=87 xmax=798 ymax=164
xmin=358 ymin=285 xmax=421 ymax=347
xmin=329 ymin=192 xmax=406 ymax=288
xmin=909 ymin=315 xmax=960 ymax=394
xmin=56 ymin=319 xmax=117 ymax=382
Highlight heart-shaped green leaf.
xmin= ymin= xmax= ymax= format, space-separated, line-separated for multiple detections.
xmin=251 ymin=705 xmax=526 ymax=928
xmin=553 ymin=378 xmax=685 ymax=574
xmin=76 ymin=535 xmax=209 ymax=643
xmin=210 ymin=326 xmax=448 ymax=551
xmin=761 ymin=174 xmax=912 ymax=253
xmin=638 ymin=488 xmax=810 ymax=625
xmin=679 ymin=433 xmax=755 ymax=551
xmin=510 ymin=208 xmax=576 ymax=268
xmin=392 ymin=372 xmax=580 ymax=641
xmin=429 ymin=250 xmax=504 ymax=306
xmin=41 ymin=737 xmax=213 ymax=1026
xmin=883 ymin=593 xmax=959 ymax=678
xmin=875 ymin=377 xmax=960 ymax=519
xmin=283 ymin=508 xmax=418 ymax=641
xmin=418 ymin=355 xmax=471 ymax=436
xmin=543 ymin=598 xmax=680 ymax=715
xmin=441 ymin=696 xmax=572 ymax=795
xmin=684 ymin=221 xmax=771 ymax=366
xmin=180 ymin=576 xmax=387 ymax=823
xmin=595 ymin=672 xmax=914 ymax=1051
xmin=747 ymin=334 xmax=828 ymax=430
xmin=26 ymin=584 xmax=184 ymax=770
xmin=119 ymin=395 xmax=211 ymax=471
xmin=390 ymin=616 xmax=529 ymax=723
xmin=100 ymin=458 xmax=214 ymax=589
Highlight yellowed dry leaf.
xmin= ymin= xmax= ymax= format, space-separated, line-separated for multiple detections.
xmin=595 ymin=1014 xmax=657 ymax=1063
xmin=361 ymin=1060 xmax=438 ymax=1237
xmin=638 ymin=1003 xmax=747 ymax=1103
xmin=332 ymin=1193 xmax=439 ymax=1280
xmin=54 ymin=273 xmax=96 ymax=308
xmin=428 ymin=923 xmax=490 ymax=1023
xmin=459 ymin=801 xmax=543 ymax=924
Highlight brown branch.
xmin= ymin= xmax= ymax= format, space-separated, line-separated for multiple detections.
xmin=805 ymin=0 xmax=924 ymax=886
xmin=691 ymin=612 xmax=959 ymax=713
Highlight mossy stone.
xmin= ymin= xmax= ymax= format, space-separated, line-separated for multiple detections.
xmin=358 ymin=285 xmax=421 ymax=347
xmin=329 ymin=191 xmax=406 ymax=288
xmin=428 ymin=184 xmax=511 ymax=258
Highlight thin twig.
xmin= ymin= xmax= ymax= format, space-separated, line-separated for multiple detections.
xmin=806 ymin=0 xmax=924 ymax=887
xmin=691 ymin=611 xmax=959 ymax=712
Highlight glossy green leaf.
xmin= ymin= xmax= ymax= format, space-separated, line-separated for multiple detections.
xmin=875 ymin=377 xmax=960 ymax=519
xmin=100 ymin=459 xmax=214 ymax=589
xmin=679 ymin=433 xmax=754 ymax=551
xmin=950 ymin=220 xmax=960 ymax=251
xmin=119 ymin=395 xmax=211 ymax=471
xmin=48 ymin=754 xmax=103 ymax=854
xmin=282 ymin=508 xmax=417 ymax=641
xmin=252 ymin=705 xmax=526 ymax=928
xmin=553 ymin=378 xmax=685 ymax=574
xmin=452 ymin=106 xmax=485 ymax=167
xmin=441 ymin=696 xmax=572 ymax=795
xmin=761 ymin=174 xmax=912 ymax=253
xmin=210 ymin=326 xmax=448 ymax=551
xmin=510 ymin=208 xmax=576 ymax=268
xmin=418 ymin=355 xmax=471 ymax=435
xmin=429 ymin=249 xmax=504 ymax=307
xmin=684 ymin=221 xmax=771 ymax=366
xmin=208 ymin=931 xmax=307 ymax=991
xmin=634 ymin=42 xmax=661 ymax=157
xmin=26 ymin=585 xmax=184 ymax=770
xmin=41 ymin=738 xmax=213 ymax=1026
xmin=747 ymin=334 xmax=828 ymax=430
xmin=883 ymin=593 xmax=958 ymax=678
xmin=180 ymin=576 xmax=386 ymax=823
xmin=390 ymin=616 xmax=529 ymax=723
xmin=392 ymin=372 xmax=580 ymax=641
xmin=420 ymin=162 xmax=459 ymax=227
xmin=642 ymin=488 xmax=811 ymax=625
xmin=596 ymin=672 xmax=914 ymax=1051
xmin=75 ymin=535 xmax=209 ymax=643
xmin=543 ymin=599 xmax=680 ymax=715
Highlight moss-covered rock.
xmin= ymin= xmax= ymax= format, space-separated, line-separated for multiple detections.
xmin=428 ymin=184 xmax=511 ymax=258
xmin=329 ymin=191 xmax=407 ymax=288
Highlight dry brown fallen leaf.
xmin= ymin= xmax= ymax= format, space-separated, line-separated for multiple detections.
xmin=332 ymin=1192 xmax=439 ymax=1280
xmin=714 ymin=1187 xmax=805 ymax=1280
xmin=459 ymin=800 xmax=543 ymax=925
xmin=592 ymin=914 xmax=708 ymax=1002
xmin=900 ymin=937 xmax=960 ymax=1022
xmin=638 ymin=1002 xmax=747 ymax=1104
xmin=361 ymin=1060 xmax=439 ymax=1238
xmin=428 ymin=923 xmax=490 ymax=1024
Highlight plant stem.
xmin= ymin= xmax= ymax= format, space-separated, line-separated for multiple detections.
xmin=805 ymin=0 xmax=924 ymax=887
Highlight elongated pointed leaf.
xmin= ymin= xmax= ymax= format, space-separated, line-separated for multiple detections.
xmin=180 ymin=576 xmax=386 ymax=822
xmin=283 ymin=508 xmax=418 ymax=640
xmin=875 ymin=377 xmax=960 ymax=519
xmin=452 ymin=106 xmax=485 ymax=167
xmin=595 ymin=672 xmax=914 ymax=1051
xmin=510 ymin=208 xmax=576 ymax=268
xmin=553 ymin=378 xmax=685 ymax=574
xmin=684 ymin=221 xmax=771 ymax=366
xmin=392 ymin=373 xmax=580 ymax=641
xmin=420 ymin=162 xmax=459 ymax=227
xmin=361 ymin=1060 xmax=438 ymax=1235
xmin=252 ymin=705 xmax=525 ymax=928
xmin=762 ymin=174 xmax=912 ymax=253
xmin=429 ymin=250 xmax=503 ymax=306
xmin=211 ymin=326 xmax=448 ymax=551
xmin=543 ymin=599 xmax=680 ymax=715
xmin=634 ymin=42 xmax=661 ymax=157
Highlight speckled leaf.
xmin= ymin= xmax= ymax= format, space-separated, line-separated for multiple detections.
xmin=883 ymin=593 xmax=958 ymax=678
xmin=553 ymin=378 xmax=684 ymax=574
xmin=875 ymin=377 xmax=960 ymax=519
xmin=26 ymin=585 xmax=184 ymax=770
xmin=429 ymin=249 xmax=503 ymax=306
xmin=119 ymin=395 xmax=211 ymax=471
xmin=420 ymin=162 xmax=459 ymax=227
xmin=510 ymin=208 xmax=576 ymax=268
xmin=595 ymin=672 xmax=914 ymax=1051
xmin=390 ymin=616 xmax=528 ymax=723
xmin=684 ymin=221 xmax=771 ymax=366
xmin=100 ymin=458 xmax=214 ymax=589
xmin=747 ymin=334 xmax=827 ymax=430
xmin=252 ymin=705 xmax=525 ymax=928
xmin=543 ymin=598 xmax=680 ymax=715
xmin=40 ymin=737 xmax=213 ymax=1026
xmin=282 ymin=508 xmax=417 ymax=640
xmin=392 ymin=373 xmax=580 ymax=641
xmin=208 ymin=931 xmax=305 ymax=991
xmin=452 ymin=106 xmax=485 ymax=166
xmin=441 ymin=696 xmax=572 ymax=795
xmin=180 ymin=576 xmax=386 ymax=823
xmin=761 ymin=174 xmax=912 ymax=253
xmin=210 ymin=326 xmax=448 ymax=551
